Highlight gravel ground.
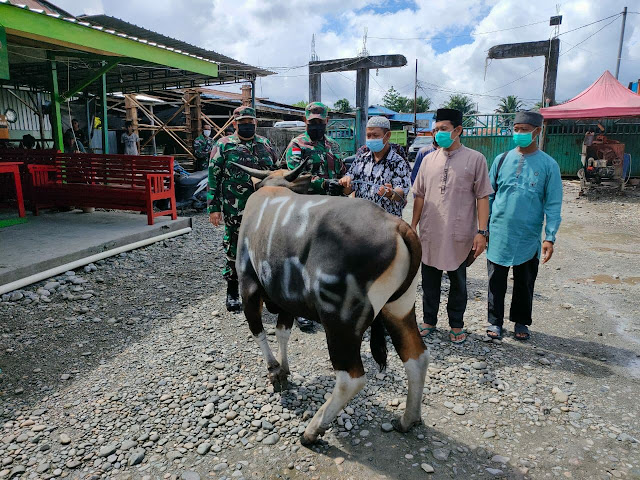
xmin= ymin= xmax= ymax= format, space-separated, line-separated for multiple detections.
xmin=1 ymin=181 xmax=639 ymax=480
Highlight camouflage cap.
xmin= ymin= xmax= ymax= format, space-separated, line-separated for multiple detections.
xmin=305 ymin=102 xmax=328 ymax=120
xmin=233 ymin=106 xmax=256 ymax=121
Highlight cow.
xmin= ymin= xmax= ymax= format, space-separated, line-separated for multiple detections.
xmin=232 ymin=160 xmax=429 ymax=445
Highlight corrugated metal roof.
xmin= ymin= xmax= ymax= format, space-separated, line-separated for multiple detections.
xmin=79 ymin=15 xmax=274 ymax=78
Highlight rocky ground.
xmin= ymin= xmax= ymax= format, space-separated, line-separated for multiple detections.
xmin=1 ymin=181 xmax=639 ymax=480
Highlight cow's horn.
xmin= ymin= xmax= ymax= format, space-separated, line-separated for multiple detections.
xmin=283 ymin=158 xmax=310 ymax=182
xmin=229 ymin=162 xmax=272 ymax=180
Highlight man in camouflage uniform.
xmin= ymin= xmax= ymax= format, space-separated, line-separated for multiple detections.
xmin=284 ymin=102 xmax=346 ymax=195
xmin=208 ymin=106 xmax=277 ymax=311
xmin=283 ymin=102 xmax=346 ymax=331
xmin=193 ymin=122 xmax=215 ymax=171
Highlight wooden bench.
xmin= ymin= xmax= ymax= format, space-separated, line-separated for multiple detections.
xmin=0 ymin=149 xmax=59 ymax=205
xmin=28 ymin=153 xmax=177 ymax=225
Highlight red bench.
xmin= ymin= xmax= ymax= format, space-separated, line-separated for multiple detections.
xmin=28 ymin=153 xmax=177 ymax=225
xmin=0 ymin=149 xmax=59 ymax=205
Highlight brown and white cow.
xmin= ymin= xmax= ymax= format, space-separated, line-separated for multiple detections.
xmin=233 ymin=160 xmax=428 ymax=445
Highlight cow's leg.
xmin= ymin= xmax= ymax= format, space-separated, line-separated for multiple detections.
xmin=302 ymin=329 xmax=366 ymax=445
xmin=273 ymin=311 xmax=294 ymax=390
xmin=381 ymin=275 xmax=429 ymax=433
xmin=242 ymin=278 xmax=283 ymax=389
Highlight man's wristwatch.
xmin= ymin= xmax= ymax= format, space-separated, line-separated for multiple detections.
xmin=477 ymin=229 xmax=489 ymax=238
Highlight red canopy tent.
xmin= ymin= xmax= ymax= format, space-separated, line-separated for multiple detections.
xmin=540 ymin=70 xmax=640 ymax=119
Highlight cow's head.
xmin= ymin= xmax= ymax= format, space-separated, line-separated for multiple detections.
xmin=231 ymin=159 xmax=311 ymax=194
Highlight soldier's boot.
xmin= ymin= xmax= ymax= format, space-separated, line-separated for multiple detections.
xmin=295 ymin=317 xmax=314 ymax=333
xmin=226 ymin=280 xmax=242 ymax=312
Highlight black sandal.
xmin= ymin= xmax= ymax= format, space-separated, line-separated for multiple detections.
xmin=514 ymin=324 xmax=530 ymax=341
xmin=486 ymin=325 xmax=503 ymax=340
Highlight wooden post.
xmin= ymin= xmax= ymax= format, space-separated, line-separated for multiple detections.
xmin=309 ymin=72 xmax=321 ymax=103
xmin=47 ymin=53 xmax=64 ymax=152
xmin=124 ymin=94 xmax=139 ymax=133
xmin=355 ymin=68 xmax=369 ymax=148
xmin=241 ymin=84 xmax=252 ymax=106
xmin=101 ymin=71 xmax=108 ymax=154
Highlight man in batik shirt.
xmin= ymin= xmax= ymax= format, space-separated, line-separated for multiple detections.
xmin=337 ymin=116 xmax=411 ymax=217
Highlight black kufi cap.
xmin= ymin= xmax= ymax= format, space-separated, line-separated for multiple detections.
xmin=435 ymin=108 xmax=463 ymax=126
xmin=514 ymin=110 xmax=544 ymax=127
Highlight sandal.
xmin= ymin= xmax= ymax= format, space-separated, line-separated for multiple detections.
xmin=514 ymin=324 xmax=530 ymax=341
xmin=418 ymin=323 xmax=436 ymax=337
xmin=449 ymin=329 xmax=467 ymax=344
xmin=486 ymin=325 xmax=503 ymax=340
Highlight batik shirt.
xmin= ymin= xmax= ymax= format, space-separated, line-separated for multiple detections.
xmin=284 ymin=132 xmax=345 ymax=194
xmin=346 ymin=145 xmax=411 ymax=217
xmin=207 ymin=134 xmax=276 ymax=214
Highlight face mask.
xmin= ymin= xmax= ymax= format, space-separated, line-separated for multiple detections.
xmin=237 ymin=123 xmax=256 ymax=139
xmin=366 ymin=138 xmax=385 ymax=153
xmin=203 ymin=130 xmax=211 ymax=137
xmin=513 ymin=131 xmax=535 ymax=148
xmin=435 ymin=130 xmax=456 ymax=149
xmin=307 ymin=123 xmax=326 ymax=141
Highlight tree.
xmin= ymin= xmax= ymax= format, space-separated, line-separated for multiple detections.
xmin=495 ymin=95 xmax=523 ymax=127
xmin=333 ymin=98 xmax=353 ymax=113
xmin=407 ymin=95 xmax=432 ymax=113
xmin=441 ymin=94 xmax=478 ymax=127
xmin=382 ymin=86 xmax=403 ymax=112
xmin=496 ymin=95 xmax=523 ymax=114
xmin=292 ymin=100 xmax=308 ymax=108
xmin=382 ymin=87 xmax=432 ymax=113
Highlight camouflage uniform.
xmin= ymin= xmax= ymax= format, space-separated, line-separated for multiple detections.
xmin=284 ymin=102 xmax=345 ymax=194
xmin=193 ymin=133 xmax=215 ymax=171
xmin=207 ymin=107 xmax=277 ymax=282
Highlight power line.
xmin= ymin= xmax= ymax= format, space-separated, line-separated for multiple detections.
xmin=368 ymin=19 xmax=549 ymax=40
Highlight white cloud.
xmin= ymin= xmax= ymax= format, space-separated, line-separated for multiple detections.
xmin=53 ymin=0 xmax=638 ymax=112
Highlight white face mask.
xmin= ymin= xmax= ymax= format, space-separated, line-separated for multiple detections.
xmin=203 ymin=130 xmax=211 ymax=137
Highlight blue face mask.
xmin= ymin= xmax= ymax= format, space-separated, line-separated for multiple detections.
xmin=435 ymin=130 xmax=455 ymax=149
xmin=366 ymin=138 xmax=385 ymax=153
xmin=513 ymin=131 xmax=534 ymax=148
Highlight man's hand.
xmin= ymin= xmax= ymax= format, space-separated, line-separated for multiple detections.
xmin=541 ymin=241 xmax=554 ymax=264
xmin=472 ymin=233 xmax=487 ymax=258
xmin=377 ymin=183 xmax=393 ymax=198
xmin=338 ymin=176 xmax=352 ymax=189
xmin=325 ymin=180 xmax=345 ymax=196
xmin=209 ymin=212 xmax=223 ymax=227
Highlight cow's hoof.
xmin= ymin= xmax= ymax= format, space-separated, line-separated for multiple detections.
xmin=392 ymin=417 xmax=422 ymax=433
xmin=268 ymin=369 xmax=289 ymax=392
xmin=272 ymin=377 xmax=289 ymax=393
xmin=300 ymin=432 xmax=318 ymax=446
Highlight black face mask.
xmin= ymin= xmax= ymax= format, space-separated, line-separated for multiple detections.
xmin=307 ymin=123 xmax=326 ymax=141
xmin=237 ymin=123 xmax=256 ymax=139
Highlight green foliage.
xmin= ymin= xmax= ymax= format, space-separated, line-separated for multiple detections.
xmin=441 ymin=94 xmax=478 ymax=127
xmin=382 ymin=87 xmax=431 ymax=113
xmin=495 ymin=95 xmax=523 ymax=114
xmin=495 ymin=95 xmax=523 ymax=127
xmin=292 ymin=100 xmax=308 ymax=108
xmin=333 ymin=98 xmax=353 ymax=113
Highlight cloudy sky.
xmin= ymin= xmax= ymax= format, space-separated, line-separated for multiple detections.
xmin=55 ymin=0 xmax=639 ymax=112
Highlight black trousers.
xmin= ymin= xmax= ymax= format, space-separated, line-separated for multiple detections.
xmin=421 ymin=261 xmax=467 ymax=329
xmin=487 ymin=255 xmax=539 ymax=327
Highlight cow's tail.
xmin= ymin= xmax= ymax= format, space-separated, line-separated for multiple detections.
xmin=370 ymin=314 xmax=388 ymax=372
xmin=388 ymin=220 xmax=422 ymax=303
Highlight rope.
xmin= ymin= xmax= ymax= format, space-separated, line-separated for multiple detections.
xmin=349 ymin=180 xmax=407 ymax=206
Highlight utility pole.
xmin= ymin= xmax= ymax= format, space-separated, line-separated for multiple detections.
xmin=615 ymin=7 xmax=628 ymax=80
xmin=413 ymin=59 xmax=418 ymax=135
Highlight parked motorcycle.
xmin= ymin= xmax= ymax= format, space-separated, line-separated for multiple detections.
xmin=157 ymin=161 xmax=208 ymax=211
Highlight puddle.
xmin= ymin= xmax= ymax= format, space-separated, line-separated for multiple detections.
xmin=576 ymin=275 xmax=640 ymax=285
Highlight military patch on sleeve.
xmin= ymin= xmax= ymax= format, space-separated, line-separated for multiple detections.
xmin=291 ymin=147 xmax=302 ymax=157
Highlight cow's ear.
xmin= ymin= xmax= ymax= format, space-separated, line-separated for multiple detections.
xmin=251 ymin=176 xmax=262 ymax=189
xmin=289 ymin=174 xmax=312 ymax=194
